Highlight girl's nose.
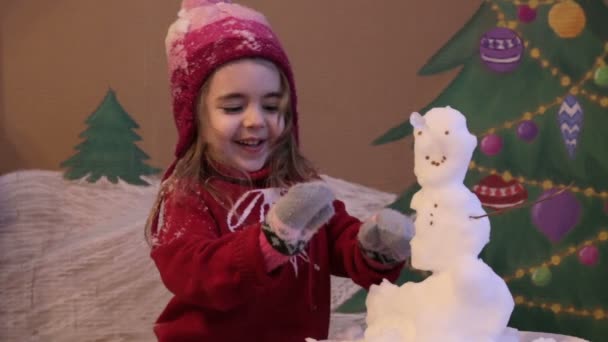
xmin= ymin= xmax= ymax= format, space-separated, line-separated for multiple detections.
xmin=243 ymin=106 xmax=265 ymax=128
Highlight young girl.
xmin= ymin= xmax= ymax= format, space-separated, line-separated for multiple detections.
xmin=145 ymin=1 xmax=415 ymax=341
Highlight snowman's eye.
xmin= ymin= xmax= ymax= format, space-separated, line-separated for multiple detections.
xmin=417 ymin=131 xmax=422 ymax=136
xmin=445 ymin=130 xmax=450 ymax=135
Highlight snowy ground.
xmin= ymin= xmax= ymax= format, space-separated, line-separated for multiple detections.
xmin=0 ymin=170 xmax=397 ymax=341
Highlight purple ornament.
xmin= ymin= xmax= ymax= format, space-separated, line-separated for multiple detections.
xmin=518 ymin=5 xmax=537 ymax=23
xmin=479 ymin=27 xmax=524 ymax=73
xmin=480 ymin=134 xmax=503 ymax=156
xmin=557 ymin=95 xmax=583 ymax=159
xmin=517 ymin=120 xmax=539 ymax=142
xmin=531 ymin=189 xmax=581 ymax=243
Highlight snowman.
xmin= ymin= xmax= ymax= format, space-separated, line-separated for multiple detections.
xmin=362 ymin=107 xmax=517 ymax=342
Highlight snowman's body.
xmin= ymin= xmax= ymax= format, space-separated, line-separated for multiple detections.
xmin=363 ymin=107 xmax=516 ymax=342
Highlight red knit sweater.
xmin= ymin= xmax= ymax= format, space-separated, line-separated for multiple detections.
xmin=150 ymin=168 xmax=403 ymax=342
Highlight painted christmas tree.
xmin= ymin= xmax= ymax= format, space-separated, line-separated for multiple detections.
xmin=61 ymin=88 xmax=160 ymax=186
xmin=338 ymin=1 xmax=608 ymax=341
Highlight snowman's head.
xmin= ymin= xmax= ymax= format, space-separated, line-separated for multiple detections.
xmin=410 ymin=204 xmax=490 ymax=272
xmin=410 ymin=107 xmax=477 ymax=188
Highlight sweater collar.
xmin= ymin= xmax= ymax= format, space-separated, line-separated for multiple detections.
xmin=206 ymin=159 xmax=271 ymax=186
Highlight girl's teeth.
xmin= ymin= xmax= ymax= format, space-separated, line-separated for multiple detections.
xmin=237 ymin=140 xmax=262 ymax=146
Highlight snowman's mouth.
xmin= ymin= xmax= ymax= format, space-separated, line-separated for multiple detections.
xmin=426 ymin=155 xmax=447 ymax=167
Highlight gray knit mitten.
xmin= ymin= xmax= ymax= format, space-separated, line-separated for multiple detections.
xmin=263 ymin=181 xmax=335 ymax=255
xmin=358 ymin=208 xmax=415 ymax=264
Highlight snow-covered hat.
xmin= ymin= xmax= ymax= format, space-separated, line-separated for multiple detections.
xmin=163 ymin=0 xmax=298 ymax=180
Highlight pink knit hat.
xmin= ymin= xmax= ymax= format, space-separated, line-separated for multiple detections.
xmin=163 ymin=0 xmax=299 ymax=180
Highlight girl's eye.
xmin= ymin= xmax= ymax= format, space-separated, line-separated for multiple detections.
xmin=263 ymin=105 xmax=279 ymax=113
xmin=222 ymin=106 xmax=243 ymax=114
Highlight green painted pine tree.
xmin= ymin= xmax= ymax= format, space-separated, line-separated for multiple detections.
xmin=61 ymin=88 xmax=160 ymax=186
xmin=337 ymin=1 xmax=608 ymax=340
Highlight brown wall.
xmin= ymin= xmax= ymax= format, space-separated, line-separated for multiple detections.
xmin=1 ymin=0 xmax=482 ymax=193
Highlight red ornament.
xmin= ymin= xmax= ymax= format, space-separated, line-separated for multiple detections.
xmin=473 ymin=175 xmax=528 ymax=209
xmin=578 ymin=246 xmax=599 ymax=266
xmin=518 ymin=5 xmax=537 ymax=23
xmin=480 ymin=134 xmax=503 ymax=156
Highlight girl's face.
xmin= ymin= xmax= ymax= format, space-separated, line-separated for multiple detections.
xmin=201 ymin=59 xmax=286 ymax=172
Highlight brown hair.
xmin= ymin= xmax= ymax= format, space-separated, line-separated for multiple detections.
xmin=144 ymin=58 xmax=319 ymax=245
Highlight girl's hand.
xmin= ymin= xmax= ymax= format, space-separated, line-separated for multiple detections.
xmin=263 ymin=181 xmax=335 ymax=255
xmin=358 ymin=208 xmax=415 ymax=265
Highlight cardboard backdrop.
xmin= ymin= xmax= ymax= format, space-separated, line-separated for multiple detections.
xmin=1 ymin=0 xmax=483 ymax=193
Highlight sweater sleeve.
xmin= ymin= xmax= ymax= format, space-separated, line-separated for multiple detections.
xmin=326 ymin=200 xmax=404 ymax=289
xmin=150 ymin=188 xmax=280 ymax=312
